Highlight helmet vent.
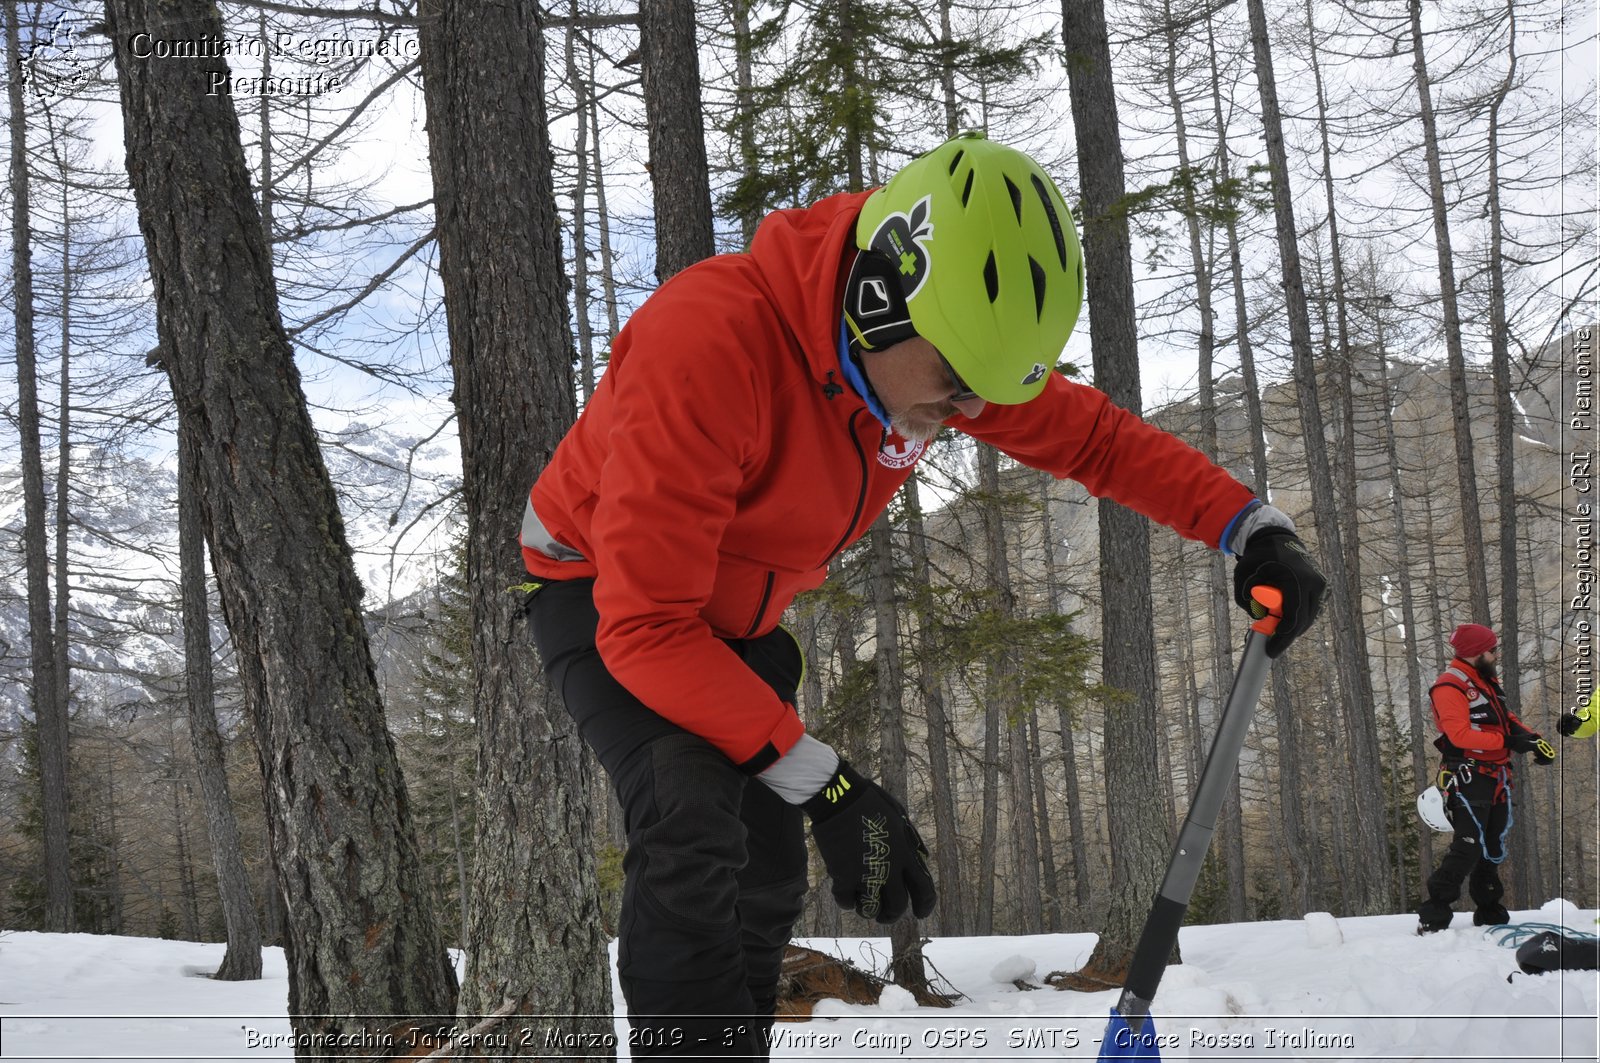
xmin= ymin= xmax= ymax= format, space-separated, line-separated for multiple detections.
xmin=1004 ymin=174 xmax=1024 ymax=223
xmin=1031 ymin=174 xmax=1069 ymax=270
xmin=947 ymin=149 xmax=965 ymax=175
xmin=960 ymin=168 xmax=976 ymax=207
xmin=984 ymin=251 xmax=1000 ymax=303
xmin=1029 ymin=256 xmax=1047 ymax=320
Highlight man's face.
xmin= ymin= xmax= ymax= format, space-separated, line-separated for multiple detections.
xmin=861 ymin=335 xmax=988 ymax=442
xmin=1475 ymin=647 xmax=1498 ymax=678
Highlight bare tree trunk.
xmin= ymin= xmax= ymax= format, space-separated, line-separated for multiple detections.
xmin=1304 ymin=0 xmax=1365 ymax=606
xmin=586 ymin=38 xmax=622 ymax=347
xmin=563 ymin=1 xmax=598 ymax=403
xmin=868 ymin=513 xmax=930 ymax=986
xmin=728 ymin=0 xmax=761 ymax=246
xmin=1162 ymin=1 xmax=1247 ymax=924
xmin=1405 ymin=0 xmax=1491 ymax=622
xmin=166 ymin=731 xmax=201 ymax=943
xmin=178 ymin=429 xmax=263 ymax=979
xmin=51 ymin=181 xmax=73 ymax=864
xmin=108 ymin=0 xmax=457 ymax=1043
xmin=6 ymin=1 xmax=72 ymax=934
xmin=416 ymin=0 xmax=611 ymax=1038
xmin=903 ymin=474 xmax=965 ymax=934
xmin=936 ymin=0 xmax=960 ymax=136
xmin=1063 ymin=0 xmax=1174 ymax=977
xmin=1368 ymin=310 xmax=1435 ymax=882
xmin=256 ymin=10 xmax=273 ymax=244
xmin=978 ymin=448 xmax=1042 ymax=934
xmin=977 ymin=658 xmax=1002 ymax=934
xmin=1246 ymin=0 xmax=1391 ymax=913
xmin=1038 ymin=473 xmax=1095 ymax=919
xmin=1029 ymin=709 xmax=1062 ymax=933
xmin=1485 ymin=0 xmax=1521 ymax=716
xmin=1203 ymin=8 xmax=1310 ymax=913
xmin=640 ymin=0 xmax=715 ymax=280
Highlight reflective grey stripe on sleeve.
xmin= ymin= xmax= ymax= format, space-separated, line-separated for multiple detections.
xmin=521 ymin=498 xmax=586 ymax=562
xmin=756 ymin=734 xmax=841 ymax=805
xmin=1226 ymin=502 xmax=1296 ymax=556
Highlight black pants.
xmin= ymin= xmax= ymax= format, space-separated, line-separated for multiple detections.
xmin=528 ymin=579 xmax=808 ymax=1059
xmin=1418 ymin=760 xmax=1512 ymax=930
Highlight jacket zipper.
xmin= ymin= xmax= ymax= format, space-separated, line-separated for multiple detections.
xmin=741 ymin=572 xmax=777 ymax=638
xmin=820 ymin=407 xmax=872 ymax=567
xmin=740 ymin=411 xmax=871 ymax=639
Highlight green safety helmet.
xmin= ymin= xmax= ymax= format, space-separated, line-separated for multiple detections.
xmin=852 ymin=131 xmax=1085 ymax=404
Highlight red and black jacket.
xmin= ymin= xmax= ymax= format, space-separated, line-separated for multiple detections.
xmin=1430 ymin=658 xmax=1534 ymax=765
xmin=522 ymin=191 xmax=1257 ymax=769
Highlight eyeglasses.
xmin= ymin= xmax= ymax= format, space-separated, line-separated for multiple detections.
xmin=936 ymin=351 xmax=980 ymax=403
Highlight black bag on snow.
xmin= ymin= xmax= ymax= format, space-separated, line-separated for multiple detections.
xmin=1515 ymin=930 xmax=1600 ymax=975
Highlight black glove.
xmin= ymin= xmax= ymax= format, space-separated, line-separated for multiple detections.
xmin=802 ymin=759 xmax=936 ymax=924
xmin=1233 ymin=527 xmax=1326 ymax=658
xmin=1506 ymin=731 xmax=1538 ymax=753
xmin=1557 ymin=710 xmax=1590 ymax=737
xmin=1507 ymin=732 xmax=1555 ymax=763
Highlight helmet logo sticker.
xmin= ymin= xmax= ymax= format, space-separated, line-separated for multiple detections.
xmin=869 ymin=196 xmax=934 ymax=299
xmin=856 ymin=276 xmax=892 ymax=317
xmin=1021 ymin=362 xmax=1048 ymax=385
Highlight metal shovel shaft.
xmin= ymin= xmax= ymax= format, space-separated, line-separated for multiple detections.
xmin=1113 ymin=619 xmax=1276 ymax=1031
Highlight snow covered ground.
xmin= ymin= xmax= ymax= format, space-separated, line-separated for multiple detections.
xmin=0 ymin=901 xmax=1594 ymax=1061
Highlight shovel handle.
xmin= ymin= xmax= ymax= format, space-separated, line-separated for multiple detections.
xmin=1114 ymin=605 xmax=1277 ymax=1030
xmin=1250 ymin=585 xmax=1284 ymax=636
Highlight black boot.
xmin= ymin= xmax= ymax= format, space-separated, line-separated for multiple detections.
xmin=1416 ymin=899 xmax=1453 ymax=934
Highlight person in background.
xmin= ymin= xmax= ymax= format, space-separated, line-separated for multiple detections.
xmin=1557 ymin=690 xmax=1597 ymax=739
xmin=520 ymin=132 xmax=1326 ymax=1056
xmin=1417 ymin=623 xmax=1554 ymax=933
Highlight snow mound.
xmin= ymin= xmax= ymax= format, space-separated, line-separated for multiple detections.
xmin=875 ymin=983 xmax=916 ymax=1011
xmin=988 ymin=954 xmax=1037 ymax=983
xmin=1304 ymin=911 xmax=1344 ymax=947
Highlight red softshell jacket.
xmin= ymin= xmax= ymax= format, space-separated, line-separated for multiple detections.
xmin=523 ymin=191 xmax=1257 ymax=768
xmin=1430 ymin=658 xmax=1532 ymax=764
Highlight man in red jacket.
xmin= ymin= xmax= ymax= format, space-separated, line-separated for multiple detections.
xmin=1417 ymin=623 xmax=1554 ymax=933
xmin=521 ymin=133 xmax=1325 ymax=1055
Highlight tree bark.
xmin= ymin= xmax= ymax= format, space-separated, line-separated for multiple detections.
xmin=178 ymin=428 xmax=263 ymax=980
xmin=977 ymin=447 xmax=1041 ymax=934
xmin=107 ymin=0 xmax=457 ymax=1043
xmin=868 ymin=512 xmax=929 ymax=986
xmin=1202 ymin=10 xmax=1312 ymax=914
xmin=6 ymin=0 xmax=72 ymax=934
xmin=1246 ymin=0 xmax=1391 ymax=913
xmin=902 ymin=474 xmax=965 ymax=934
xmin=1038 ymin=474 xmax=1095 ymax=918
xmin=1360 ymin=304 xmax=1435 ymax=882
xmin=1485 ymin=0 xmax=1520 ymax=716
xmin=639 ymin=0 xmax=716 ymax=281
xmin=1028 ymin=709 xmax=1062 ymax=933
xmin=1405 ymin=0 xmax=1492 ymax=623
xmin=415 ymin=0 xmax=612 ymax=1038
xmin=1063 ymin=0 xmax=1174 ymax=976
xmin=563 ymin=0 xmax=598 ymax=403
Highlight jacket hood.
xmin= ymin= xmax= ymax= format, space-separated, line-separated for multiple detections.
xmin=747 ymin=191 xmax=873 ymax=386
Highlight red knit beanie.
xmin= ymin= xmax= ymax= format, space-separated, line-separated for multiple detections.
xmin=1450 ymin=623 xmax=1498 ymax=658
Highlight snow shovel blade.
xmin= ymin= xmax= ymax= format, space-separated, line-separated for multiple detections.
xmin=1098 ymin=1008 xmax=1162 ymax=1061
xmin=1097 ymin=586 xmax=1283 ymax=1062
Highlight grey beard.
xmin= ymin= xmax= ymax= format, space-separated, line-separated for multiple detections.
xmin=890 ymin=414 xmax=943 ymax=444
